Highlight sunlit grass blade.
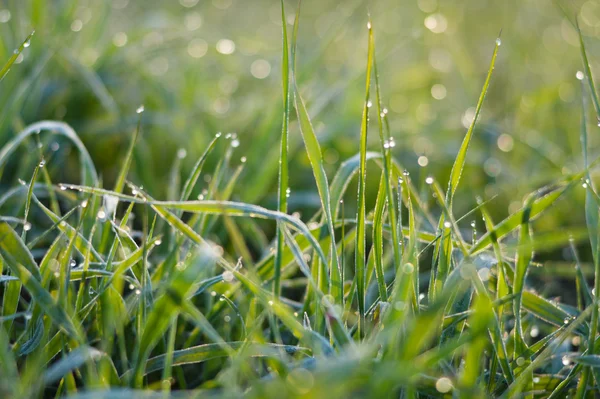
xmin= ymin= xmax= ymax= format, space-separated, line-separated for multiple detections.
xmin=576 ymin=24 xmax=600 ymax=397
xmin=354 ymin=16 xmax=374 ymax=337
xmin=445 ymin=33 xmax=500 ymax=206
xmin=273 ymin=0 xmax=292 ymax=298
xmin=292 ymin=4 xmax=340 ymax=304
xmin=0 ymin=30 xmax=34 ymax=82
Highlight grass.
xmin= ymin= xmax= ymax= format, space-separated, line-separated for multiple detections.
xmin=1 ymin=1 xmax=600 ymax=398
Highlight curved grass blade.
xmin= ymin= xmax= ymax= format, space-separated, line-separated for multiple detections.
xmin=43 ymin=346 xmax=105 ymax=385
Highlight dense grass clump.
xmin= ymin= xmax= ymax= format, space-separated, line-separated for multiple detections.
xmin=3 ymin=2 xmax=600 ymax=398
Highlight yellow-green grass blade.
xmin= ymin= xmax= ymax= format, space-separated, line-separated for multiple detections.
xmin=446 ymin=33 xmax=501 ymax=207
xmin=354 ymin=17 xmax=374 ymax=337
xmin=273 ymin=0 xmax=292 ymax=298
xmin=0 ymin=30 xmax=35 ymax=82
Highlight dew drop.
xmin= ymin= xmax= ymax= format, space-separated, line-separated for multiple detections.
xmin=215 ymin=132 xmax=222 ymax=138
xmin=435 ymin=377 xmax=452 ymax=393
xmin=366 ymin=100 xmax=373 ymax=108
xmin=129 ymin=284 xmax=135 ymax=290
xmin=425 ymin=176 xmax=434 ymax=185
xmin=516 ymin=357 xmax=525 ymax=366
xmin=59 ymin=184 xmax=67 ymax=191
xmin=562 ymin=356 xmax=570 ymax=366
xmin=23 ymin=222 xmax=32 ymax=231
xmin=530 ymin=325 xmax=539 ymax=338
xmin=443 ymin=221 xmax=451 ymax=228
xmin=23 ymin=39 xmax=30 ymax=48
xmin=576 ymin=71 xmax=585 ymax=80
xmin=135 ymin=289 xmax=141 ymax=295
xmin=177 ymin=148 xmax=187 ymax=159
xmin=240 ymin=156 xmax=247 ymax=163
xmin=222 ymin=270 xmax=234 ymax=282
xmin=39 ymin=159 xmax=46 ymax=168
xmin=231 ymin=139 xmax=240 ymax=148
xmin=403 ymin=263 xmax=414 ymax=274
xmin=155 ymin=239 xmax=162 ymax=246
xmin=136 ymin=105 xmax=145 ymax=114
xmin=224 ymin=315 xmax=231 ymax=322
xmin=268 ymin=300 xmax=274 ymax=306
xmin=495 ymin=37 xmax=502 ymax=46
xmin=367 ymin=21 xmax=372 ymax=30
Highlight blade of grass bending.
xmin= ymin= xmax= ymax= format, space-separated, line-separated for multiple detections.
xmin=446 ymin=33 xmax=500 ymax=207
xmin=292 ymin=3 xmax=341 ymax=303
xmin=469 ymin=179 xmax=577 ymax=254
xmin=274 ymin=0 xmax=292 ymax=298
xmin=0 ymin=30 xmax=34 ymax=82
xmin=354 ymin=16 xmax=375 ymax=337
xmin=0 ymin=121 xmax=98 ymax=187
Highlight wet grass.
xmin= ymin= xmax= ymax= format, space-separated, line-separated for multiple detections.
xmin=1 ymin=1 xmax=600 ymax=398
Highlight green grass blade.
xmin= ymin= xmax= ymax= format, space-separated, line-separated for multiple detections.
xmin=0 ymin=30 xmax=34 ymax=82
xmin=274 ymin=0 xmax=292 ymax=298
xmin=354 ymin=16 xmax=374 ymax=336
xmin=446 ymin=33 xmax=500 ymax=206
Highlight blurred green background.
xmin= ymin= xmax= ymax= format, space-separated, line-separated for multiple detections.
xmin=0 ymin=0 xmax=597 ymax=246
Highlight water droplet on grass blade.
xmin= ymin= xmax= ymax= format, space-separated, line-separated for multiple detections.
xmin=496 ymin=37 xmax=501 ymax=46
xmin=425 ymin=176 xmax=434 ymax=184
xmin=136 ymin=105 xmax=145 ymax=114
xmin=576 ymin=71 xmax=584 ymax=80
xmin=435 ymin=377 xmax=452 ymax=393
xmin=516 ymin=357 xmax=525 ymax=366
xmin=231 ymin=138 xmax=240 ymax=147
xmin=23 ymin=222 xmax=31 ymax=231
xmin=222 ymin=271 xmax=234 ymax=282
